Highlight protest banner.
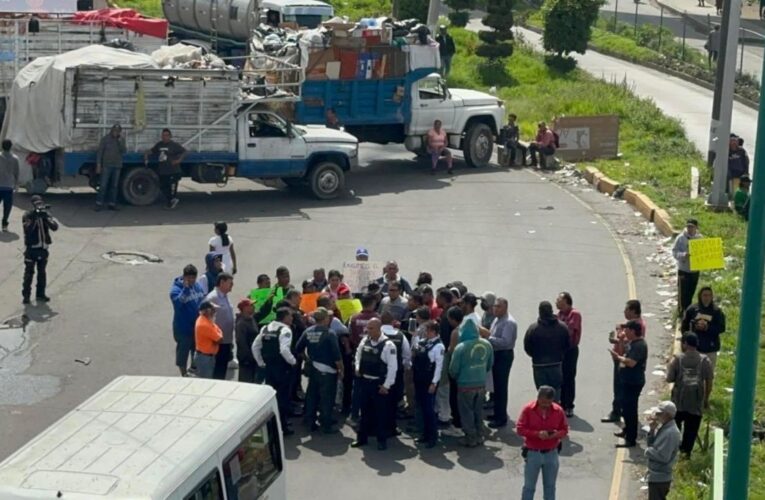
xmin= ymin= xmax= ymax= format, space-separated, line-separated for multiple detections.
xmin=342 ymin=261 xmax=384 ymax=293
xmin=336 ymin=298 xmax=362 ymax=322
xmin=689 ymin=237 xmax=725 ymax=271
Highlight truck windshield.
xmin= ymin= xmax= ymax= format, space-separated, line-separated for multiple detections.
xmin=284 ymin=14 xmax=325 ymax=28
xmin=418 ymin=78 xmax=447 ymax=100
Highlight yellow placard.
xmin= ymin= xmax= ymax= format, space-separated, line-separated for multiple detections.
xmin=689 ymin=238 xmax=725 ymax=271
xmin=335 ymin=298 xmax=362 ymax=323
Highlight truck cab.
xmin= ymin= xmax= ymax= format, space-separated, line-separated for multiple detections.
xmin=260 ymin=0 xmax=334 ymax=29
xmin=404 ymin=73 xmax=505 ymax=168
xmin=237 ymin=107 xmax=358 ymax=199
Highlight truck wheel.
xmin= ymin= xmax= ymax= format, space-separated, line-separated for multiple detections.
xmin=463 ymin=123 xmax=494 ymax=168
xmin=120 ymin=167 xmax=160 ymax=206
xmin=309 ymin=161 xmax=344 ymax=200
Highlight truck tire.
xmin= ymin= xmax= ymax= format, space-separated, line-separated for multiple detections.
xmin=308 ymin=161 xmax=345 ymax=200
xmin=120 ymin=167 xmax=160 ymax=206
xmin=463 ymin=123 xmax=494 ymax=168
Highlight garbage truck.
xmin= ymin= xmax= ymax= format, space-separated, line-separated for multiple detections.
xmin=1 ymin=45 xmax=359 ymax=201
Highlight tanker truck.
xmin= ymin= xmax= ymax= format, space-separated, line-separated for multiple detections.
xmin=162 ymin=0 xmax=333 ymax=56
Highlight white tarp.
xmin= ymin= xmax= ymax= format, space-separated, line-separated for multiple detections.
xmin=1 ymin=45 xmax=157 ymax=153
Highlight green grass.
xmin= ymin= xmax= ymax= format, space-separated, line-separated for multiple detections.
xmin=449 ymin=27 xmax=765 ymax=499
xmin=115 ymin=0 xmax=163 ymax=18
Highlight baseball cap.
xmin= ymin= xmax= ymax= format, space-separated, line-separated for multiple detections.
xmin=313 ymin=306 xmax=333 ymax=322
xmin=237 ymin=298 xmax=254 ymax=311
xmin=740 ymin=174 xmax=752 ymax=183
xmin=651 ymin=401 xmax=677 ymax=418
xmin=686 ymin=218 xmax=699 ymax=228
xmin=30 ymin=195 xmax=43 ymax=204
xmin=199 ymin=300 xmax=219 ymax=312
xmin=338 ymin=283 xmax=351 ymax=296
xmin=480 ymin=291 xmax=497 ymax=307
xmin=111 ymin=123 xmax=122 ymax=130
xmin=356 ymin=247 xmax=369 ymax=258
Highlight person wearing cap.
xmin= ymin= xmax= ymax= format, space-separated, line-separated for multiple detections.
xmin=411 ymin=319 xmax=444 ymax=448
xmin=645 ymin=401 xmax=681 ymax=500
xmin=480 ymin=292 xmax=497 ymax=329
xmin=169 ymin=264 xmax=207 ymax=377
xmin=609 ymin=320 xmax=648 ymax=448
xmin=194 ymin=301 xmax=223 ymax=379
xmin=733 ymin=174 xmax=751 ymax=221
xmin=380 ymin=280 xmax=408 ymax=324
xmin=376 ymin=260 xmax=413 ymax=295
xmin=523 ymin=302 xmax=571 ymax=402
xmin=253 ymin=307 xmax=296 ymax=434
xmin=205 ymin=272 xmax=235 ymax=380
xmin=487 ymin=297 xmax=517 ymax=428
xmin=352 ymin=317 xmax=398 ymax=450
xmin=556 ymin=292 xmax=582 ymax=418
xmin=235 ymin=298 xmax=270 ymax=383
xmin=94 ymin=123 xmax=126 ymax=211
xmin=673 ymin=219 xmax=703 ymax=314
xmin=381 ymin=311 xmax=411 ymax=436
xmin=355 ymin=247 xmax=369 ymax=262
xmin=296 ymin=307 xmax=344 ymax=433
xmin=0 ymin=139 xmax=20 ymax=232
xmin=21 ymin=195 xmax=58 ymax=305
xmin=517 ymin=386 xmax=569 ymax=500
xmin=436 ymin=25 xmax=455 ymax=76
xmin=666 ymin=332 xmax=713 ymax=457
xmin=727 ymin=133 xmax=749 ymax=198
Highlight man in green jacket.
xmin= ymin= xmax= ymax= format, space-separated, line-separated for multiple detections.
xmin=449 ymin=318 xmax=494 ymax=447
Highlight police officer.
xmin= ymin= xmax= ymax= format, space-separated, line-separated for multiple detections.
xmin=412 ymin=320 xmax=445 ymax=448
xmin=295 ymin=307 xmax=344 ymax=434
xmin=351 ymin=317 xmax=398 ymax=450
xmin=22 ymin=195 xmax=58 ymax=305
xmin=381 ymin=311 xmax=411 ymax=436
xmin=253 ymin=307 xmax=296 ymax=435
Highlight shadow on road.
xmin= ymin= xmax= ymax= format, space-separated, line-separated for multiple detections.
xmin=568 ymin=417 xmax=595 ymax=433
xmin=0 ymin=231 xmax=19 ymax=243
xmin=454 ymin=443 xmax=505 ymax=473
xmin=560 ymin=438 xmax=585 ymax=457
xmin=359 ymin=440 xmax=419 ymax=476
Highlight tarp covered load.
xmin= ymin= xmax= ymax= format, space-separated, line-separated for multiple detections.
xmin=73 ymin=8 xmax=169 ymax=38
xmin=1 ymin=45 xmax=158 ymax=152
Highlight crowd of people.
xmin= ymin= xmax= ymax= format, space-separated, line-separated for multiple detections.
xmin=166 ymin=221 xmax=728 ymax=500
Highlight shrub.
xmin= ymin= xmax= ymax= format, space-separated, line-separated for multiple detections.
xmin=541 ymin=0 xmax=604 ymax=57
xmin=476 ymin=0 xmax=515 ymax=61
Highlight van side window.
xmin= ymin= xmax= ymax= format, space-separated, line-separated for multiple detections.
xmin=223 ymin=414 xmax=283 ymax=499
xmin=184 ymin=469 xmax=224 ymax=500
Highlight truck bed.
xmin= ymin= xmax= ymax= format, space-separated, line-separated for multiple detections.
xmin=0 ymin=18 xmax=165 ymax=98
xmin=64 ymin=66 xmax=242 ymax=163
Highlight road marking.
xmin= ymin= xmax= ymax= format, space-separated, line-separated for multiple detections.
xmin=531 ymin=170 xmax=636 ymax=500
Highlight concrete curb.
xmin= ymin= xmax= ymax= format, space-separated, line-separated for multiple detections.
xmin=581 ymin=166 xmax=678 ymax=237
xmin=519 ymin=23 xmax=760 ymax=111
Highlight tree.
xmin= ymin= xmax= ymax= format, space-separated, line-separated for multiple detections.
xmin=445 ymin=0 xmax=475 ymax=28
xmin=541 ymin=0 xmax=603 ymax=57
xmin=476 ymin=0 xmax=514 ymax=61
xmin=398 ymin=0 xmax=429 ymax=22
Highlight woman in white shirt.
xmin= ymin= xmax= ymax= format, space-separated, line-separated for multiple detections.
xmin=208 ymin=222 xmax=237 ymax=274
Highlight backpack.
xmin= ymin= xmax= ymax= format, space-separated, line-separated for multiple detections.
xmin=674 ymin=353 xmax=705 ymax=410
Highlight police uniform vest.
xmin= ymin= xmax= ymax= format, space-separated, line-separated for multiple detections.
xmin=413 ymin=338 xmax=441 ymax=386
xmin=261 ymin=324 xmax=289 ymax=368
xmin=359 ymin=337 xmax=387 ymax=379
xmin=305 ymin=326 xmax=336 ymax=367
xmin=385 ymin=328 xmax=405 ymax=369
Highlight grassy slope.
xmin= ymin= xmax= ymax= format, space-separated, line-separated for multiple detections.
xmin=448 ymin=28 xmax=765 ymax=499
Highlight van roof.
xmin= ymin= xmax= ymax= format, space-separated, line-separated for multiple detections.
xmin=0 ymin=376 xmax=276 ymax=500
xmin=261 ymin=0 xmax=333 ymax=13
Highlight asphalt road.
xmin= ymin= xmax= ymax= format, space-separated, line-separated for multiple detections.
xmin=0 ymin=144 xmax=641 ymax=499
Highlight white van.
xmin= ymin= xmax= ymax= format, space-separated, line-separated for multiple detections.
xmin=261 ymin=0 xmax=334 ymax=29
xmin=0 ymin=376 xmax=286 ymax=500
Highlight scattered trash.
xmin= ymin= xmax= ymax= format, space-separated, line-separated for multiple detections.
xmin=527 ymin=230 xmax=536 ymax=234
xmin=75 ymin=357 xmax=91 ymax=366
xmin=514 ymin=212 xmax=521 ymax=216
xmin=652 ymin=370 xmax=666 ymax=376
xmin=725 ymin=387 xmax=734 ymax=393
xmin=656 ymin=290 xmax=673 ymax=297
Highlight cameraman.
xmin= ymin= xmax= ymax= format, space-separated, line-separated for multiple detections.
xmin=22 ymin=195 xmax=58 ymax=305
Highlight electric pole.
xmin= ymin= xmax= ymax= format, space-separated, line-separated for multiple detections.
xmin=707 ymin=0 xmax=742 ymax=209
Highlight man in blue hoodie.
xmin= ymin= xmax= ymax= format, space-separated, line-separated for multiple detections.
xmin=449 ymin=318 xmax=494 ymax=447
xmin=170 ymin=264 xmax=207 ymax=376
xmin=198 ymin=252 xmax=223 ymax=293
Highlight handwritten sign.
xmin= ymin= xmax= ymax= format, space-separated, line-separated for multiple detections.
xmin=336 ymin=298 xmax=362 ymax=322
xmin=342 ymin=261 xmax=384 ymax=294
xmin=690 ymin=237 xmax=725 ymax=271
xmin=300 ymin=292 xmax=320 ymax=313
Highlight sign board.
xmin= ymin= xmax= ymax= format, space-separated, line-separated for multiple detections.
xmin=689 ymin=237 xmax=725 ymax=271
xmin=554 ymin=115 xmax=619 ymax=161
xmin=342 ymin=260 xmax=384 ymax=294
xmin=0 ymin=0 xmax=78 ymax=13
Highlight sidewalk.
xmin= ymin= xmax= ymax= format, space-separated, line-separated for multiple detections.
xmin=654 ymin=0 xmax=765 ymax=41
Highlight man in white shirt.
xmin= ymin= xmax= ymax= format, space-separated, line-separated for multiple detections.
xmin=412 ymin=320 xmax=445 ymax=448
xmin=351 ymin=318 xmax=398 ymax=450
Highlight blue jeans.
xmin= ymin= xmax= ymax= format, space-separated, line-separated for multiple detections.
xmin=0 ymin=188 xmax=12 ymax=225
xmin=195 ymin=352 xmax=216 ymax=379
xmin=441 ymin=55 xmax=452 ymax=76
xmin=522 ymin=450 xmax=559 ymax=500
xmin=96 ymin=167 xmax=121 ymax=206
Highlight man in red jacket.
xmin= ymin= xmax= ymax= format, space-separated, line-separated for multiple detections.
xmin=517 ymin=386 xmax=569 ymax=500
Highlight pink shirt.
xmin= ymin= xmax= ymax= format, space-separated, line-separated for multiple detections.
xmin=427 ymin=128 xmax=447 ymax=150
xmin=536 ymin=128 xmax=555 ymax=147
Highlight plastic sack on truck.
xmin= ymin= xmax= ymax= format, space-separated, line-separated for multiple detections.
xmin=402 ymin=43 xmax=440 ymax=71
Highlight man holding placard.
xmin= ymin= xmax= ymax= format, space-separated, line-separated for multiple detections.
xmin=672 ymin=219 xmax=703 ymax=314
